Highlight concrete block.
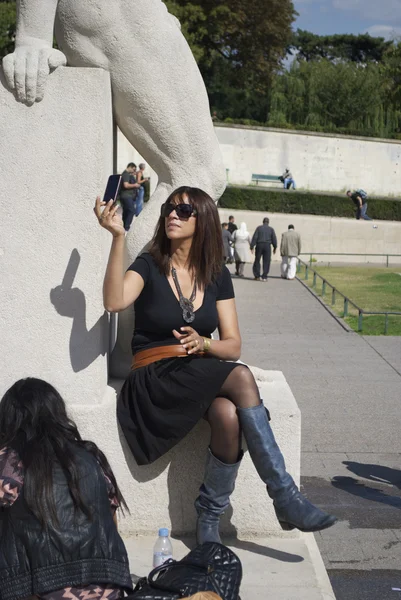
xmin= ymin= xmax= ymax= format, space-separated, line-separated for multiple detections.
xmin=70 ymin=368 xmax=301 ymax=539
xmin=0 ymin=67 xmax=113 ymax=404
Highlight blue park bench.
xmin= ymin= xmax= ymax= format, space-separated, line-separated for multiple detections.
xmin=251 ymin=174 xmax=283 ymax=186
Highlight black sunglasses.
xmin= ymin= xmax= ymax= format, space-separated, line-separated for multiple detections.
xmin=161 ymin=202 xmax=197 ymax=219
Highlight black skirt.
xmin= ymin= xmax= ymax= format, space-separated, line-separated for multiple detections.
xmin=117 ymin=356 xmax=240 ymax=465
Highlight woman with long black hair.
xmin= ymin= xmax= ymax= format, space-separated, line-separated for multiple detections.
xmin=0 ymin=377 xmax=133 ymax=600
xmin=95 ymin=186 xmax=337 ymax=544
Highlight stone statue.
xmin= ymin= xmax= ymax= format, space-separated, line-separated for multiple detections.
xmin=3 ymin=0 xmax=226 ymax=376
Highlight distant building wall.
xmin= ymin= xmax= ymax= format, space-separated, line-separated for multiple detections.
xmin=216 ymin=125 xmax=401 ymax=198
xmin=118 ymin=124 xmax=401 ymax=198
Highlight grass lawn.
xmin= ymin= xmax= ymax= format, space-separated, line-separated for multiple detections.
xmin=300 ymin=266 xmax=401 ymax=335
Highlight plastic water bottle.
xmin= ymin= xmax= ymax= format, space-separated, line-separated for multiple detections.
xmin=153 ymin=528 xmax=173 ymax=568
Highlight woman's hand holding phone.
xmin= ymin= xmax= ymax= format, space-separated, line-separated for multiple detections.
xmin=94 ymin=197 xmax=125 ymax=238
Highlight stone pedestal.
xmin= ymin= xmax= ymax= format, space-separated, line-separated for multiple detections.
xmin=0 ymin=67 xmax=113 ymax=403
xmin=0 ymin=66 xmax=301 ymax=539
xmin=70 ymin=369 xmax=301 ymax=538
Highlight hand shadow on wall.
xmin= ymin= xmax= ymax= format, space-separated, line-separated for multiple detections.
xmin=50 ymin=249 xmax=108 ymax=372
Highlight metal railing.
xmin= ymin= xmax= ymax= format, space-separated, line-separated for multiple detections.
xmin=300 ymin=253 xmax=401 ymax=268
xmin=297 ymin=259 xmax=401 ymax=334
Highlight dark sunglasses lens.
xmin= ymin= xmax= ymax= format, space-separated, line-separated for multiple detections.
xmin=176 ymin=204 xmax=194 ymax=218
xmin=161 ymin=203 xmax=173 ymax=217
xmin=161 ymin=203 xmax=195 ymax=218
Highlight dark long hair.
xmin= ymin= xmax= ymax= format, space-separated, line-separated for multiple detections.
xmin=0 ymin=378 xmax=127 ymax=527
xmin=149 ymin=186 xmax=224 ymax=288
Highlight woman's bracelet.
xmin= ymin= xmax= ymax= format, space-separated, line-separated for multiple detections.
xmin=202 ymin=337 xmax=212 ymax=353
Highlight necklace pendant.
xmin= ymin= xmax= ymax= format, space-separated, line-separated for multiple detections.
xmin=180 ymin=297 xmax=195 ymax=323
xmin=183 ymin=309 xmax=195 ymax=324
xmin=171 ymin=265 xmax=197 ymax=324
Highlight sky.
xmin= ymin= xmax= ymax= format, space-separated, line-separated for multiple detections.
xmin=293 ymin=0 xmax=401 ymax=39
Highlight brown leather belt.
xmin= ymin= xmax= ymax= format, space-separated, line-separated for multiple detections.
xmin=132 ymin=344 xmax=200 ymax=370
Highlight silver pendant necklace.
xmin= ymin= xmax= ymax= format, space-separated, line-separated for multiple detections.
xmin=171 ymin=265 xmax=197 ymax=323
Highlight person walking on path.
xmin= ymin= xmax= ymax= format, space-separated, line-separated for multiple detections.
xmin=94 ymin=186 xmax=336 ymax=547
xmin=233 ymin=222 xmax=251 ymax=277
xmin=120 ymin=162 xmax=141 ymax=231
xmin=280 ymin=225 xmax=301 ymax=280
xmin=347 ymin=190 xmax=372 ymax=221
xmin=227 ymin=216 xmax=237 ymax=235
xmin=222 ymin=223 xmax=233 ymax=264
xmin=227 ymin=216 xmax=237 ymax=262
xmin=135 ymin=162 xmax=150 ymax=217
xmin=251 ymin=217 xmax=277 ymax=281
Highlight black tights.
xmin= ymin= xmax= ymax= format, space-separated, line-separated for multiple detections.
xmin=205 ymin=366 xmax=260 ymax=465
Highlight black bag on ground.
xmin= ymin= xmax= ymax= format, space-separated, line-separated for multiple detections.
xmin=128 ymin=542 xmax=242 ymax=600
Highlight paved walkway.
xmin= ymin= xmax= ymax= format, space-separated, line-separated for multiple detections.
xmin=230 ymin=263 xmax=401 ymax=600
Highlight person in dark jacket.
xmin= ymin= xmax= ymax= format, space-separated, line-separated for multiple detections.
xmin=227 ymin=216 xmax=237 ymax=262
xmin=346 ymin=190 xmax=372 ymax=221
xmin=0 ymin=378 xmax=132 ymax=600
xmin=250 ymin=217 xmax=278 ymax=281
xmin=221 ymin=222 xmax=234 ymax=263
xmin=227 ymin=215 xmax=237 ymax=235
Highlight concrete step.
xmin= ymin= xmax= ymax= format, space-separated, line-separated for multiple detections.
xmin=123 ymin=534 xmax=335 ymax=600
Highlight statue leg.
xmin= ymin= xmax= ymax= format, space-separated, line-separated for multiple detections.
xmin=56 ymin=0 xmax=225 ymax=254
xmin=101 ymin=3 xmax=226 ymax=375
xmin=56 ymin=0 xmax=226 ymax=374
xmin=109 ymin=43 xmax=225 ymax=259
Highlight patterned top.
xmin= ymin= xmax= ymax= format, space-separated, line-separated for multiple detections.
xmin=0 ymin=447 xmax=123 ymax=600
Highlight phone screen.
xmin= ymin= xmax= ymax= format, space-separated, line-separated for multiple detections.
xmin=103 ymin=175 xmax=122 ymax=203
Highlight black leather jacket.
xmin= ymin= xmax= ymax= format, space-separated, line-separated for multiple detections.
xmin=0 ymin=445 xmax=132 ymax=600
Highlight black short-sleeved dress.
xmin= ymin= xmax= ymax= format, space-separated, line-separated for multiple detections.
xmin=117 ymin=252 xmax=240 ymax=465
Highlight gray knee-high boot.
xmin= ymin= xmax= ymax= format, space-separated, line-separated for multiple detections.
xmin=195 ymin=448 xmax=243 ymax=544
xmin=238 ymin=404 xmax=337 ymax=532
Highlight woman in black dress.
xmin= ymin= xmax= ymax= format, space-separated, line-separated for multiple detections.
xmin=94 ymin=187 xmax=336 ymax=542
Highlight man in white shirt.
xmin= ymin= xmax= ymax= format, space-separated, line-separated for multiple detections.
xmin=280 ymin=225 xmax=301 ymax=280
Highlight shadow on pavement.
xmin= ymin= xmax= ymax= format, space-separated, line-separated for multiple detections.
xmin=343 ymin=461 xmax=401 ymax=490
xmin=331 ymin=476 xmax=401 ymax=509
xmin=228 ymin=538 xmax=304 ymax=563
xmin=174 ymin=535 xmax=304 ymax=563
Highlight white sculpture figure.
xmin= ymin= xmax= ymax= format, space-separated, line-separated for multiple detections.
xmin=3 ymin=0 xmax=226 ymax=376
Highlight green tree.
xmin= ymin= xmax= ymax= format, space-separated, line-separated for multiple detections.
xmin=0 ymin=0 xmax=16 ymax=59
xmin=382 ymin=42 xmax=401 ymax=109
xmin=312 ymin=60 xmax=385 ymax=127
xmin=291 ymin=30 xmax=392 ymax=63
xmin=268 ymin=58 xmax=394 ymax=137
xmin=166 ymin=0 xmax=296 ymax=97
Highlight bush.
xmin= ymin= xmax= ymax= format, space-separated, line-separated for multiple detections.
xmin=217 ymin=119 xmax=400 ymax=140
xmin=218 ymin=186 xmax=401 ymax=221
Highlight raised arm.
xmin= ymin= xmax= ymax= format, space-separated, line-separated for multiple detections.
xmin=2 ymin=0 xmax=66 ymax=104
xmin=94 ymin=197 xmax=145 ymax=312
xmin=16 ymin=0 xmax=59 ymax=46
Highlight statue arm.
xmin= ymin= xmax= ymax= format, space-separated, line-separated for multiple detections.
xmin=2 ymin=0 xmax=66 ymax=105
xmin=15 ymin=0 xmax=59 ymax=48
